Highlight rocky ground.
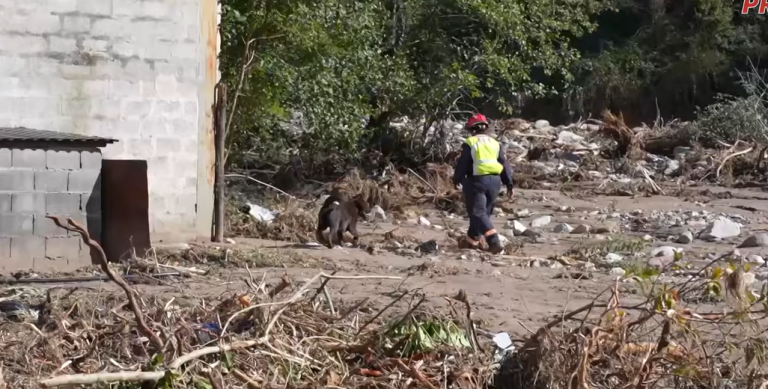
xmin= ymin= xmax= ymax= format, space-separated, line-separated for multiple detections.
xmin=52 ymin=115 xmax=768 ymax=339
xmin=42 ymin=182 xmax=766 ymax=341
xmin=224 ymin=184 xmax=768 ymax=335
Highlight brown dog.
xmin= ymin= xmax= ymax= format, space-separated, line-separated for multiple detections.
xmin=316 ymin=194 xmax=371 ymax=248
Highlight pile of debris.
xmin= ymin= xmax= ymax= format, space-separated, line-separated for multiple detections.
xmin=407 ymin=111 xmax=766 ymax=191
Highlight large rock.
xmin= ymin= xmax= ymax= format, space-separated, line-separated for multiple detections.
xmin=553 ymin=223 xmax=573 ymax=233
xmin=508 ymin=220 xmax=528 ymax=236
xmin=746 ymin=254 xmax=765 ymax=266
xmin=676 ymin=231 xmax=693 ymax=244
xmin=737 ymin=233 xmax=768 ymax=248
xmin=699 ymin=217 xmax=741 ymax=241
xmin=651 ymin=246 xmax=683 ymax=258
xmin=593 ymin=222 xmax=620 ymax=234
xmin=530 ymin=216 xmax=552 ymax=228
xmin=571 ymin=224 xmax=591 ymax=234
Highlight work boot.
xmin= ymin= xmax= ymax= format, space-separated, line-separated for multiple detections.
xmin=485 ymin=233 xmax=504 ymax=254
xmin=458 ymin=236 xmax=482 ymax=250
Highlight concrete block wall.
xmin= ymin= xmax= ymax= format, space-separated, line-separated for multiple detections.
xmin=0 ymin=146 xmax=102 ymax=272
xmin=0 ymin=0 xmax=217 ymax=242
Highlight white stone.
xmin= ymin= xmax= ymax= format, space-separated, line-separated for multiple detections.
xmin=553 ymin=223 xmax=573 ymax=233
xmin=530 ymin=216 xmax=552 ymax=228
xmin=746 ymin=255 xmax=765 ymax=266
xmin=604 ymin=253 xmax=623 ymax=264
xmin=610 ymin=267 xmax=626 ymax=276
xmin=516 ymin=208 xmax=530 ymax=217
xmin=418 ymin=216 xmax=431 ymax=226
xmin=534 ymin=119 xmax=550 ymax=129
xmin=510 ymin=220 xmax=527 ymax=236
xmin=651 ymin=246 xmax=683 ymax=258
xmin=699 ymin=217 xmax=741 ymax=241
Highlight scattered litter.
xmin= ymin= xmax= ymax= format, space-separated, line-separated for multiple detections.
xmin=246 ymin=203 xmax=277 ymax=224
xmin=416 ymin=240 xmax=439 ymax=254
xmin=492 ymin=332 xmax=515 ymax=361
xmin=371 ymin=205 xmax=387 ymax=220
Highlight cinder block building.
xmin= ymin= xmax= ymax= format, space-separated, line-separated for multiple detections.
xmin=0 ymin=128 xmax=112 ymax=271
xmin=0 ymin=0 xmax=220 ymax=270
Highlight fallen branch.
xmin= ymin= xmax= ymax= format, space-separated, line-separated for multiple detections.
xmin=716 ymin=144 xmax=754 ymax=178
xmin=46 ymin=215 xmax=165 ymax=353
xmin=40 ymin=340 xmax=262 ymax=387
xmin=226 ymin=173 xmax=298 ymax=200
xmin=39 ymin=267 xmax=403 ymax=387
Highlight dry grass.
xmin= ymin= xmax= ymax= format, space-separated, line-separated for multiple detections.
xmin=494 ymin=257 xmax=768 ymax=389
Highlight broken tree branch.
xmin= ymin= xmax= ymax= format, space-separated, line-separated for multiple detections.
xmin=46 ymin=215 xmax=165 ymax=353
xmin=716 ymin=144 xmax=754 ymax=178
xmin=39 ymin=340 xmax=262 ymax=387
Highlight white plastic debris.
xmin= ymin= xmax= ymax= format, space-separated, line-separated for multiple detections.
xmin=247 ymin=203 xmax=277 ymax=224
xmin=371 ymin=205 xmax=387 ymax=220
xmin=492 ymin=332 xmax=513 ymax=351
xmin=492 ymin=332 xmax=516 ymax=361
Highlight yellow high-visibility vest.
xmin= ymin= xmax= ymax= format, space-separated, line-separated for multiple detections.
xmin=465 ymin=135 xmax=503 ymax=176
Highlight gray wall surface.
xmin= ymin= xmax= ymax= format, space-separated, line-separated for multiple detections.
xmin=0 ymin=0 xmax=217 ymax=242
xmin=0 ymin=146 xmax=101 ymax=272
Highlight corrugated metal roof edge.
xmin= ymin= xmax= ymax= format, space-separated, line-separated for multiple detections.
xmin=0 ymin=127 xmax=118 ymax=144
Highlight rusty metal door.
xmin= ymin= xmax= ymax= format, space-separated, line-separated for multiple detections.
xmin=101 ymin=160 xmax=151 ymax=262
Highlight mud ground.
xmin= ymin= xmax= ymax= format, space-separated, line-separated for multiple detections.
xmin=30 ymin=184 xmax=768 ymax=338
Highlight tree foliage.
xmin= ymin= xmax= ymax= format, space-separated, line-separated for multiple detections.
xmin=219 ymin=0 xmax=768 ymax=172
xmin=220 ymin=0 xmax=610 ymax=169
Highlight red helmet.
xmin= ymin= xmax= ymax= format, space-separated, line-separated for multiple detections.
xmin=466 ymin=113 xmax=488 ymax=129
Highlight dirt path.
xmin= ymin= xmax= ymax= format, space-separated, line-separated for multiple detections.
xmin=30 ymin=185 xmax=768 ymax=338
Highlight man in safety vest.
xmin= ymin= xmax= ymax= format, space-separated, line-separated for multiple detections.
xmin=452 ymin=113 xmax=514 ymax=254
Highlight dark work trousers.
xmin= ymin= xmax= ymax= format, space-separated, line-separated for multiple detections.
xmin=462 ymin=175 xmax=501 ymax=238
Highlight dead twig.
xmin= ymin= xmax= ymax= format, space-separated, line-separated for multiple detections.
xmin=46 ymin=215 xmax=165 ymax=353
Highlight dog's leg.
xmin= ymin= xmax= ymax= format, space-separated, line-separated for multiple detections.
xmin=348 ymin=220 xmax=361 ymax=246
xmin=316 ymin=227 xmax=330 ymax=248
xmin=328 ymin=222 xmax=340 ymax=248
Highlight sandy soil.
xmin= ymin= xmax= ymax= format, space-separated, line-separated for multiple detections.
xmin=28 ymin=184 xmax=768 ymax=338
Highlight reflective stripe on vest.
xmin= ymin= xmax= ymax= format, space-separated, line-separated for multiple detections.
xmin=465 ymin=135 xmax=503 ymax=176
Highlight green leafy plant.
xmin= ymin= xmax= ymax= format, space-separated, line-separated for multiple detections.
xmin=386 ymin=318 xmax=471 ymax=356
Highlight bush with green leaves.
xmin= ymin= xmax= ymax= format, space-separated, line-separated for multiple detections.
xmin=220 ymin=0 xmax=610 ymax=172
xmin=688 ymin=68 xmax=768 ymax=144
